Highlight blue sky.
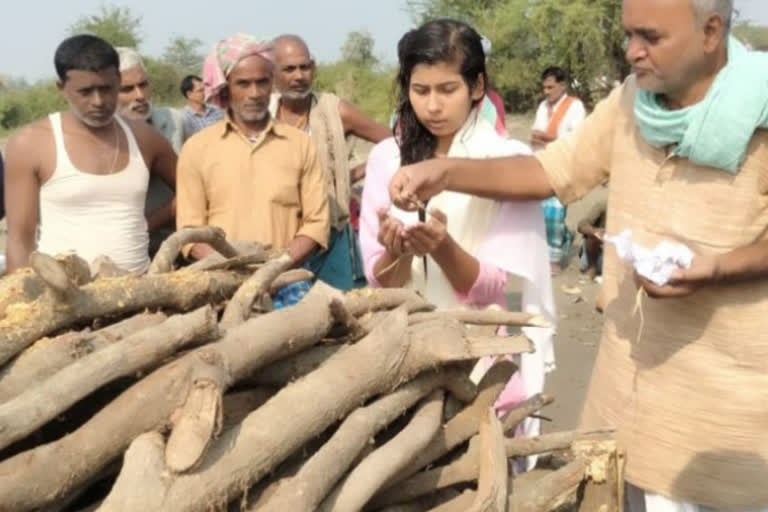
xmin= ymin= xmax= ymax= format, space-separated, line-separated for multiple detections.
xmin=1 ymin=0 xmax=766 ymax=82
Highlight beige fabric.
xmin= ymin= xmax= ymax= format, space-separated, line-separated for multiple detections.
xmin=270 ymin=92 xmax=350 ymax=231
xmin=176 ymin=116 xmax=330 ymax=253
xmin=536 ymin=76 xmax=768 ymax=509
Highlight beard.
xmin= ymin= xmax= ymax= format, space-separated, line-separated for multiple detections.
xmin=119 ymin=100 xmax=152 ymax=121
xmin=234 ymin=104 xmax=269 ymax=123
xmin=281 ymin=87 xmax=312 ymax=101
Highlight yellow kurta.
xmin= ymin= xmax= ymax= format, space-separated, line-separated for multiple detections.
xmin=176 ymin=117 xmax=330 ymax=251
xmin=537 ymin=76 xmax=768 ymax=509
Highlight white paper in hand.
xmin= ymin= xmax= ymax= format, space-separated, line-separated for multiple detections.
xmin=604 ymin=229 xmax=693 ymax=286
xmin=387 ymin=204 xmax=430 ymax=228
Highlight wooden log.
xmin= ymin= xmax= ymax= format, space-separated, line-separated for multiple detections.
xmin=511 ymin=457 xmax=587 ymax=512
xmin=373 ymin=399 xmax=573 ymax=508
xmin=249 ymin=344 xmax=345 ymax=386
xmin=0 ymin=286 xmax=421 ymax=511
xmin=467 ymin=408 xmax=508 ymax=512
xmin=220 ymin=253 xmax=294 ymax=328
xmin=501 ymin=392 xmax=555 ymax=432
xmin=409 ymin=309 xmax=549 ymax=328
xmin=97 ymin=432 xmax=169 ymax=512
xmin=0 ymin=312 xmax=167 ymax=403
xmin=343 ymin=288 xmax=434 ymax=317
xmin=99 ymin=312 xmax=530 ymax=511
xmin=376 ymin=361 xmax=524 ymax=493
xmin=0 ymin=266 xmax=249 ymax=366
xmin=429 ymin=490 xmax=477 ymax=512
xmin=269 ymin=268 xmax=314 ymax=293
xmin=149 ymin=226 xmax=239 ymax=274
xmin=320 ymin=390 xmax=446 ymax=512
xmin=574 ymin=438 xmax=625 ymax=512
xmin=222 ymin=389 xmax=275 ymax=428
xmin=0 ymin=306 xmax=218 ymax=451
xmin=29 ymin=251 xmax=77 ymax=297
xmin=253 ymin=371 xmax=465 ymax=512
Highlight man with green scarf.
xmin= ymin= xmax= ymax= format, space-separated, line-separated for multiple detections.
xmin=388 ymin=1 xmax=768 ymax=510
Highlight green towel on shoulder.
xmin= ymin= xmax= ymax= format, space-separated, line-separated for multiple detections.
xmin=634 ymin=37 xmax=768 ymax=173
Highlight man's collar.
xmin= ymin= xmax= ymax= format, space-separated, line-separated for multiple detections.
xmin=221 ymin=112 xmax=289 ymax=140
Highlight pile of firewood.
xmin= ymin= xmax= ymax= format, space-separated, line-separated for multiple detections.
xmin=0 ymin=227 xmax=624 ymax=512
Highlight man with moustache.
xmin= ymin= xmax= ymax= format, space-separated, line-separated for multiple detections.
xmin=4 ymin=35 xmax=177 ymax=274
xmin=389 ymin=0 xmax=768 ymax=510
xmin=116 ymin=47 xmax=182 ymax=256
xmin=176 ymin=34 xmax=329 ymax=306
xmin=270 ymin=34 xmax=390 ymax=290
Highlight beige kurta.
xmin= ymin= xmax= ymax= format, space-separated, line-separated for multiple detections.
xmin=537 ymin=76 xmax=768 ymax=509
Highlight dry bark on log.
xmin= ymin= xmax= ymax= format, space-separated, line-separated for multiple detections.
xmin=252 ymin=369 xmax=473 ymax=512
xmin=0 ymin=266 xmax=248 ymax=366
xmin=0 ymin=306 xmax=218 ymax=451
xmin=501 ymin=392 xmax=555 ymax=432
xmin=250 ymin=344 xmax=345 ymax=386
xmin=574 ymin=438 xmax=625 ymax=512
xmin=377 ymin=360 xmax=520 ymax=493
xmin=0 ymin=312 xmax=167 ymax=403
xmin=269 ymin=268 xmax=314 ymax=293
xmin=222 ymin=389 xmax=276 ymax=428
xmin=0 ymin=269 xmax=47 ymax=318
xmin=467 ymin=409 xmax=508 ymax=512
xmin=511 ymin=457 xmax=588 ymax=512
xmin=409 ymin=309 xmax=549 ymax=328
xmin=429 ymin=490 xmax=477 ymax=512
xmin=149 ymin=226 xmax=239 ymax=274
xmin=99 ymin=313 xmax=528 ymax=511
xmin=29 ymin=251 xmax=78 ymax=297
xmin=373 ymin=399 xmax=569 ymax=508
xmin=97 ymin=432 xmax=169 ymax=512
xmin=321 ymin=390 xmax=446 ymax=512
xmin=0 ymin=286 xmax=418 ymax=511
xmin=343 ymin=288 xmax=434 ymax=316
xmin=220 ymin=253 xmax=294 ymax=328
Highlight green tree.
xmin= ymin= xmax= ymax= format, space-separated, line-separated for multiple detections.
xmin=341 ymin=31 xmax=378 ymax=67
xmin=734 ymin=21 xmax=768 ymax=50
xmin=68 ymin=4 xmax=143 ymax=48
xmin=407 ymin=0 xmax=627 ymax=111
xmin=163 ymin=36 xmax=205 ymax=76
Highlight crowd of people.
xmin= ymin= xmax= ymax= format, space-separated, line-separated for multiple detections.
xmin=2 ymin=0 xmax=768 ymax=510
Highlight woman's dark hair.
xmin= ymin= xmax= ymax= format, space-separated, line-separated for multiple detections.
xmin=395 ymin=19 xmax=487 ymax=166
xmin=180 ymin=75 xmax=203 ymax=98
xmin=54 ymin=35 xmax=120 ymax=83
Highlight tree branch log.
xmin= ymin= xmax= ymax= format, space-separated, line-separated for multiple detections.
xmin=149 ymin=226 xmax=239 ymax=274
xmin=320 ymin=390 xmax=446 ymax=512
xmin=0 ymin=306 xmax=218 ymax=451
xmin=0 ymin=312 xmax=166 ymax=403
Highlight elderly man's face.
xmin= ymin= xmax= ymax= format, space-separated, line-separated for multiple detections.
xmin=227 ymin=55 xmax=273 ymax=123
xmin=274 ymin=44 xmax=315 ymax=100
xmin=622 ymin=0 xmax=717 ymax=98
xmin=118 ymin=67 xmax=152 ymax=120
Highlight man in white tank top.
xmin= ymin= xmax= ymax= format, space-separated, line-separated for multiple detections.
xmin=3 ymin=35 xmax=177 ymax=274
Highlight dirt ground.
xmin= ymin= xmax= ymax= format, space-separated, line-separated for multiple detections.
xmin=0 ymin=114 xmax=604 ymax=432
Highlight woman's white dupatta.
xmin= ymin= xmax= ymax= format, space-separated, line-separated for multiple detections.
xmin=388 ymin=109 xmax=556 ymax=449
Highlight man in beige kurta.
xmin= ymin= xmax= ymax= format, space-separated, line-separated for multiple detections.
xmin=385 ymin=1 xmax=768 ymax=510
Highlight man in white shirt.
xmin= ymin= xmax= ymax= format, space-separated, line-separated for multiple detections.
xmin=530 ymin=66 xmax=586 ymax=273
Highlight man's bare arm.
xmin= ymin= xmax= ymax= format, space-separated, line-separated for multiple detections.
xmin=4 ymin=128 xmax=42 ymax=272
xmin=339 ymin=100 xmax=391 ymax=143
xmin=133 ymin=121 xmax=178 ymax=230
xmin=287 ymin=235 xmax=318 ymax=266
xmin=389 ymin=155 xmax=555 ymax=209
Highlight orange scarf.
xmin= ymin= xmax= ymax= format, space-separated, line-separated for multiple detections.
xmin=546 ymin=95 xmax=575 ymax=139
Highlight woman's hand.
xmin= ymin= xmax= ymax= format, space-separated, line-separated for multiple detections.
xmin=377 ymin=209 xmax=409 ymax=257
xmin=404 ymin=208 xmax=449 ymax=256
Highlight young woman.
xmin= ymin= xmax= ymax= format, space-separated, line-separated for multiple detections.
xmin=359 ymin=19 xmax=556 ymax=446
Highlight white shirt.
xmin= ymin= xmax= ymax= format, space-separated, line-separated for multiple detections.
xmin=532 ymin=94 xmax=586 ymax=139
